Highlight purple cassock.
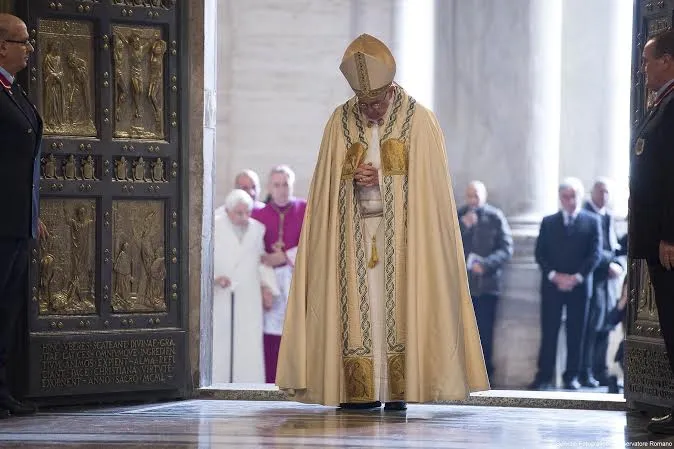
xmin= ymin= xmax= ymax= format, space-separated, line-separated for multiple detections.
xmin=251 ymin=198 xmax=307 ymax=383
xmin=252 ymin=199 xmax=306 ymax=258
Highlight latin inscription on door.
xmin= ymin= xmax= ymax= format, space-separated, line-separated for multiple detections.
xmin=31 ymin=331 xmax=184 ymax=395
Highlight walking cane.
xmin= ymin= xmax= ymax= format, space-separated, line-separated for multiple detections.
xmin=229 ymin=290 xmax=235 ymax=383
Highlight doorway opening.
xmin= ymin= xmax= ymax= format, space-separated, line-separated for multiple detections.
xmin=199 ymin=0 xmax=640 ymax=408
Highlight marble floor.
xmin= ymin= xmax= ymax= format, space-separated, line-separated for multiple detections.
xmin=0 ymin=399 xmax=671 ymax=448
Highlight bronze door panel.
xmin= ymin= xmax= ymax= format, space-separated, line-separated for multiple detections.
xmin=111 ymin=199 xmax=166 ymax=313
xmin=0 ymin=0 xmax=13 ymax=13
xmin=20 ymin=0 xmax=188 ymax=401
xmin=38 ymin=19 xmax=98 ymax=138
xmin=112 ymin=24 xmax=167 ymax=140
xmin=39 ymin=199 xmax=97 ymax=316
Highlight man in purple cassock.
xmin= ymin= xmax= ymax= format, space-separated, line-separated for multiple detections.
xmin=251 ymin=165 xmax=306 ymax=383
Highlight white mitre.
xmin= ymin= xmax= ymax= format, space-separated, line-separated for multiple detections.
xmin=339 ymin=34 xmax=396 ymax=100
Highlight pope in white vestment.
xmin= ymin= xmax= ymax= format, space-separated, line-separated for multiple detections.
xmin=276 ymin=34 xmax=489 ymax=409
xmin=213 ymin=189 xmax=278 ymax=383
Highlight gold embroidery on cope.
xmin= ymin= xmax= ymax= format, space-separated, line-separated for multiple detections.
xmin=635 ymin=138 xmax=645 ymax=156
xmin=388 ymin=353 xmax=406 ymax=400
xmin=341 ymin=142 xmax=367 ymax=180
xmin=381 ymin=139 xmax=408 ymax=175
xmin=344 ymin=357 xmax=375 ymax=402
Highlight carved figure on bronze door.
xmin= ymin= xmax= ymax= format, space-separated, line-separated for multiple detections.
xmin=112 ymin=25 xmax=166 ymax=140
xmin=43 ymin=41 xmax=65 ymax=129
xmin=38 ymin=200 xmax=96 ymax=315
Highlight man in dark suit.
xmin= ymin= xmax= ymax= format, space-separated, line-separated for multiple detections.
xmin=458 ymin=180 xmax=513 ymax=382
xmin=529 ymin=178 xmax=601 ymax=390
xmin=630 ymin=29 xmax=674 ymax=435
xmin=0 ymin=14 xmax=43 ymax=418
xmin=580 ymin=179 xmax=623 ymax=388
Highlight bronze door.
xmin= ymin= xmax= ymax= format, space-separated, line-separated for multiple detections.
xmin=625 ymin=0 xmax=674 ymax=409
xmin=17 ymin=0 xmax=189 ymax=401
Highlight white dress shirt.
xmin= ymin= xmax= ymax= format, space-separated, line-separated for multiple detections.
xmin=0 ymin=65 xmax=14 ymax=84
xmin=548 ymin=209 xmax=583 ymax=284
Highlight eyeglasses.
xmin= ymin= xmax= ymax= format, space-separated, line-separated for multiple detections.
xmin=359 ymin=100 xmax=387 ymax=111
xmin=358 ymin=92 xmax=392 ymax=112
xmin=4 ymin=39 xmax=32 ymax=47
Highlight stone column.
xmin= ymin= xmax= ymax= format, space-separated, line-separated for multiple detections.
xmin=435 ymin=0 xmax=562 ymax=222
xmin=557 ymin=0 xmax=633 ymax=218
xmin=394 ymin=0 xmax=435 ymax=109
xmin=434 ymin=0 xmax=563 ymax=388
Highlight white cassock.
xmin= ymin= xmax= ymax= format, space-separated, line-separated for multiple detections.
xmin=264 ymin=248 xmax=297 ymax=337
xmin=213 ymin=215 xmax=277 ymax=383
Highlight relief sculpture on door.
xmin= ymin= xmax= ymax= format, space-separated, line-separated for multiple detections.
xmin=112 ymin=200 xmax=167 ymax=313
xmin=112 ymin=25 xmax=167 ymax=140
xmin=38 ymin=19 xmax=96 ymax=137
xmin=38 ymin=200 xmax=97 ymax=315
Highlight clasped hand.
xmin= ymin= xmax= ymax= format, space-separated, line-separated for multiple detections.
xmin=471 ymin=262 xmax=485 ymax=275
xmin=660 ymin=241 xmax=674 ymax=270
xmin=461 ymin=211 xmax=478 ymax=229
xmin=214 ymin=276 xmax=231 ymax=288
xmin=261 ymin=286 xmax=274 ymax=310
xmin=552 ymin=273 xmax=579 ymax=292
xmin=354 ymin=163 xmax=379 ymax=187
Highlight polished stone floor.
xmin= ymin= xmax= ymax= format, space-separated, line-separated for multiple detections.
xmin=0 ymin=399 xmax=671 ymax=448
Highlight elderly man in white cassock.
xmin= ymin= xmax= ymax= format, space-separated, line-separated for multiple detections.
xmin=212 ymin=189 xmax=278 ymax=383
xmin=276 ymin=34 xmax=489 ymax=411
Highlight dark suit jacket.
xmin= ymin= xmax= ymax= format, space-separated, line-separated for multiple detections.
xmin=0 ymin=81 xmax=42 ymax=239
xmin=535 ymin=210 xmax=602 ymax=300
xmin=582 ymin=201 xmax=623 ymax=331
xmin=630 ymin=86 xmax=674 ymax=262
xmin=458 ymin=203 xmax=513 ymax=296
xmin=616 ymin=233 xmax=628 ymax=258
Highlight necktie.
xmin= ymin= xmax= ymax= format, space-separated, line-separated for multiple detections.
xmin=565 ymin=215 xmax=574 ymax=235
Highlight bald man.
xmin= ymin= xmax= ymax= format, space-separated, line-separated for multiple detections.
xmin=234 ymin=169 xmax=265 ymax=210
xmin=215 ymin=169 xmax=265 ymax=220
xmin=0 ymin=13 xmax=43 ymax=418
xmin=458 ymin=181 xmax=513 ymax=382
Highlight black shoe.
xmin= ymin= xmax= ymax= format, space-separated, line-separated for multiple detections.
xmin=0 ymin=409 xmax=9 ymax=419
xmin=338 ymin=401 xmax=381 ymax=410
xmin=606 ymin=376 xmax=620 ymax=393
xmin=0 ymin=395 xmax=37 ymax=416
xmin=563 ymin=379 xmax=581 ymax=390
xmin=528 ymin=380 xmax=553 ymax=391
xmin=579 ymin=376 xmax=600 ymax=388
xmin=384 ymin=401 xmax=407 ymax=411
xmin=648 ymin=413 xmax=674 ymax=435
